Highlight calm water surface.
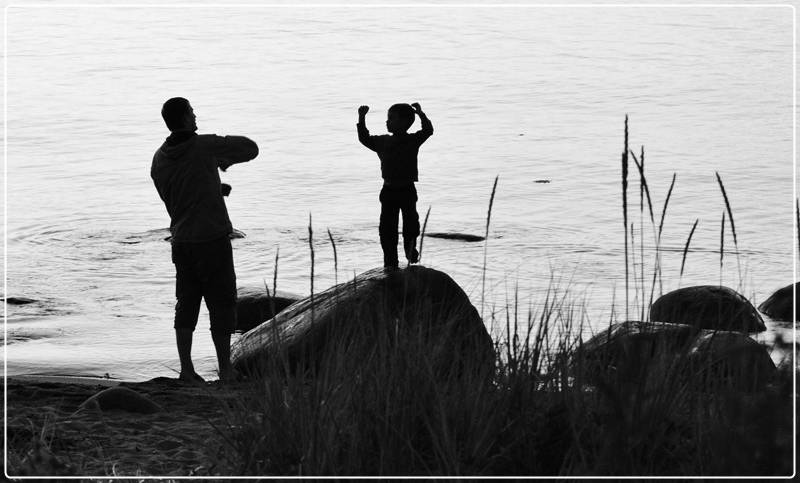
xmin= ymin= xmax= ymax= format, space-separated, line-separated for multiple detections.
xmin=4 ymin=4 xmax=795 ymax=381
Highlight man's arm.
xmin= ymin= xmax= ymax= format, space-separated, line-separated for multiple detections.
xmin=214 ymin=135 xmax=259 ymax=172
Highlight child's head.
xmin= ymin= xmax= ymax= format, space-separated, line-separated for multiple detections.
xmin=386 ymin=103 xmax=416 ymax=134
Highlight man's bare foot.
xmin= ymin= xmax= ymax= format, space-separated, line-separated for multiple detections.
xmin=178 ymin=372 xmax=206 ymax=383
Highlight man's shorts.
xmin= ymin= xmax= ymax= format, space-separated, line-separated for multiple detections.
xmin=171 ymin=235 xmax=237 ymax=334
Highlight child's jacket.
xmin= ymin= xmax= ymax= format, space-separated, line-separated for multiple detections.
xmin=357 ymin=120 xmax=433 ymax=186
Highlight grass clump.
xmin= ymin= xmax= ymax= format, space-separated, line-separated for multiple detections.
xmin=213 ymin=270 xmax=794 ymax=476
xmin=207 ymin=117 xmax=793 ymax=477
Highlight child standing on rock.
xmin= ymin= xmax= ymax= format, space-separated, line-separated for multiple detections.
xmin=357 ymin=102 xmax=434 ymax=269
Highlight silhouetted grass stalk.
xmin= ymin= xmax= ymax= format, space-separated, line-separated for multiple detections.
xmin=796 ymin=198 xmax=799 ymax=258
xmin=716 ymin=172 xmax=741 ymax=281
xmin=720 ymin=211 xmax=726 ymax=285
xmin=679 ymin=219 xmax=699 ymax=281
xmin=264 ymin=246 xmax=280 ymax=327
xmin=622 ymin=116 xmax=630 ymax=320
xmin=633 ymin=146 xmax=649 ymax=320
xmin=481 ymin=176 xmax=499 ymax=320
xmin=308 ymin=213 xmax=317 ymax=332
xmin=327 ymin=228 xmax=338 ymax=286
xmin=419 ymin=205 xmax=431 ymax=264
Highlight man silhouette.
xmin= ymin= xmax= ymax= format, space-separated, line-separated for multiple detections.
xmin=151 ymin=97 xmax=258 ymax=382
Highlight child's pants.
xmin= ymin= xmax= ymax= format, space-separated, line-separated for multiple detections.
xmin=379 ymin=183 xmax=420 ymax=268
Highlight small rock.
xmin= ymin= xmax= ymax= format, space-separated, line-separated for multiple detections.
xmin=687 ymin=330 xmax=776 ymax=391
xmin=4 ymin=297 xmax=36 ymax=305
xmin=78 ymin=387 xmax=165 ymax=414
xmin=424 ymin=232 xmax=486 ymax=242
xmin=650 ymin=285 xmax=766 ymax=333
xmin=758 ymin=282 xmax=797 ymax=322
xmin=236 ymin=287 xmax=303 ymax=333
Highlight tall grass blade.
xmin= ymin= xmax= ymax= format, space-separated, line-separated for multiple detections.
xmin=657 ymin=174 xmax=676 ymax=244
xmin=630 ymin=150 xmax=654 ymax=225
xmin=481 ymin=175 xmax=499 ymax=319
xmin=715 ymin=172 xmax=738 ymax=248
xmin=633 ymin=148 xmax=646 ymax=321
xmin=308 ymin=213 xmax=315 ymax=320
xmin=265 ymin=246 xmax=280 ymax=320
xmin=327 ymin=228 xmax=337 ymax=286
xmin=419 ymin=205 xmax=431 ymax=264
xmin=639 ymin=146 xmax=645 ymax=212
xmin=631 ymin=149 xmax=654 ymax=320
xmin=716 ymin=172 xmax=741 ymax=280
xmin=649 ymin=173 xmax=677 ymax=305
xmin=720 ymin=211 xmax=726 ymax=279
xmin=680 ymin=219 xmax=699 ymax=279
xmin=622 ymin=115 xmax=630 ymax=320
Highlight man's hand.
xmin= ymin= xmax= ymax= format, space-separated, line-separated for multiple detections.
xmin=358 ymin=105 xmax=369 ymax=116
xmin=221 ymin=183 xmax=232 ymax=197
xmin=411 ymin=102 xmax=423 ymax=113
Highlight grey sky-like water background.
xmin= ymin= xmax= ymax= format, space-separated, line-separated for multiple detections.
xmin=4 ymin=1 xmax=795 ymax=381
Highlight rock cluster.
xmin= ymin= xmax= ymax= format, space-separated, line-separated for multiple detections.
xmin=580 ymin=321 xmax=775 ymax=392
xmin=579 ymin=286 xmax=776 ymax=392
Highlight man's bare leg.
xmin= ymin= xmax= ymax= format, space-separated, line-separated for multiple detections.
xmin=176 ymin=328 xmax=204 ymax=381
xmin=212 ymin=330 xmax=238 ymax=382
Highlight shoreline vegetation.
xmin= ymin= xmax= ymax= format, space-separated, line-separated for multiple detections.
xmin=5 ymin=119 xmax=796 ymax=478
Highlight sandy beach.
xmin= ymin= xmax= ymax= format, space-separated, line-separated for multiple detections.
xmin=5 ymin=375 xmax=254 ymax=478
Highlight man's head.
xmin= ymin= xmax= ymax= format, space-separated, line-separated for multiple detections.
xmin=161 ymin=97 xmax=197 ymax=132
xmin=386 ymin=103 xmax=415 ymax=134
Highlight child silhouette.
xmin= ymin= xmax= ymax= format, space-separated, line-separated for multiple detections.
xmin=357 ymin=102 xmax=434 ymax=268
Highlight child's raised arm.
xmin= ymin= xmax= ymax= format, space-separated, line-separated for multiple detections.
xmin=412 ymin=103 xmax=433 ymax=136
xmin=357 ymin=105 xmax=376 ymax=150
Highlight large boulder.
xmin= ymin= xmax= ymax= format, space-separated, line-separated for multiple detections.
xmin=579 ymin=321 xmax=700 ymax=384
xmin=236 ymin=287 xmax=303 ymax=334
xmin=758 ymin=282 xmax=797 ymax=322
xmin=686 ymin=330 xmax=776 ymax=391
xmin=231 ymin=266 xmax=495 ymax=379
xmin=579 ymin=321 xmax=775 ymax=392
xmin=650 ymin=285 xmax=766 ymax=333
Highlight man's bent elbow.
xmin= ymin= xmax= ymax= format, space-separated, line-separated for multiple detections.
xmin=243 ymin=138 xmax=259 ymax=160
